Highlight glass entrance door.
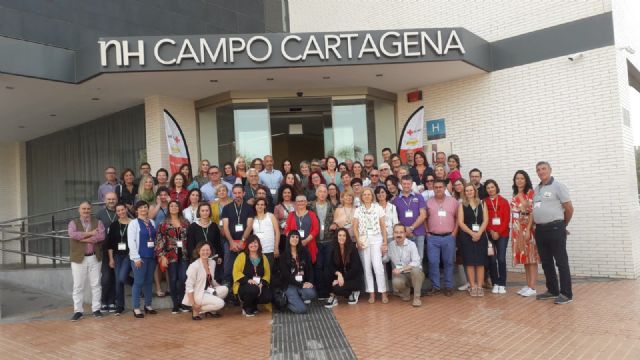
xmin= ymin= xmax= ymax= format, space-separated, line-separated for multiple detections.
xmin=269 ymin=98 xmax=331 ymax=169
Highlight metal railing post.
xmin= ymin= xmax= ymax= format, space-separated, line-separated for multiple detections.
xmin=51 ymin=215 xmax=57 ymax=268
xmin=20 ymin=221 xmax=26 ymax=269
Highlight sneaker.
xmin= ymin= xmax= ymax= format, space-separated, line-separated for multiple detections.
xmin=426 ymin=288 xmax=441 ymax=296
xmin=517 ymin=286 xmax=529 ymax=295
xmin=498 ymin=286 xmax=506 ymax=294
xmin=537 ymin=291 xmax=559 ymax=300
xmin=353 ymin=291 xmax=361 ymax=302
xmin=92 ymin=310 xmax=103 ymax=318
xmin=115 ymin=307 xmax=125 ymax=315
xmin=108 ymin=304 xmax=117 ymax=313
xmin=458 ymin=283 xmax=469 ymax=291
xmin=521 ymin=288 xmax=537 ymax=297
xmin=303 ymin=299 xmax=311 ymax=305
xmin=100 ymin=304 xmax=108 ymax=312
xmin=492 ymin=285 xmax=500 ymax=294
xmin=242 ymin=309 xmax=255 ymax=317
xmin=348 ymin=292 xmax=359 ymax=305
xmin=70 ymin=312 xmax=83 ymax=322
xmin=179 ymin=305 xmax=191 ymax=313
xmin=554 ymin=294 xmax=573 ymax=305
xmin=171 ymin=307 xmax=180 ymax=314
xmin=412 ymin=297 xmax=422 ymax=307
xmin=324 ymin=295 xmax=338 ymax=309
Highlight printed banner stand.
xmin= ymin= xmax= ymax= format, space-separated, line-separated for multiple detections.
xmin=397 ymin=106 xmax=425 ymax=162
xmin=163 ymin=110 xmax=191 ymax=174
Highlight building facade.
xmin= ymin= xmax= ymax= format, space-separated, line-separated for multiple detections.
xmin=1 ymin=0 xmax=639 ymax=278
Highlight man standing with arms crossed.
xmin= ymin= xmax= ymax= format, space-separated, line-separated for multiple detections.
xmin=222 ymin=184 xmax=255 ymax=286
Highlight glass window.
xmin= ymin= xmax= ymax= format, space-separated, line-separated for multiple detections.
xmin=234 ymin=107 xmax=271 ymax=160
xmin=331 ymin=103 xmax=369 ymax=162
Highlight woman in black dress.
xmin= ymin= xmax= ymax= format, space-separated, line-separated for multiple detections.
xmin=457 ymin=183 xmax=489 ymax=297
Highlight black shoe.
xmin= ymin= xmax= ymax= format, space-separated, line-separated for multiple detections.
xmin=536 ymin=291 xmax=558 ymax=300
xmin=171 ymin=307 xmax=180 ymax=314
xmin=205 ymin=311 xmax=222 ymax=318
xmin=426 ymin=288 xmax=441 ymax=296
xmin=554 ymin=294 xmax=573 ymax=305
xmin=108 ymin=304 xmax=117 ymax=313
xmin=100 ymin=304 xmax=108 ymax=312
xmin=70 ymin=312 xmax=83 ymax=322
xmin=92 ymin=310 xmax=103 ymax=318
xmin=180 ymin=305 xmax=192 ymax=313
xmin=132 ymin=309 xmax=144 ymax=318
xmin=115 ymin=307 xmax=125 ymax=315
xmin=144 ymin=306 xmax=157 ymax=314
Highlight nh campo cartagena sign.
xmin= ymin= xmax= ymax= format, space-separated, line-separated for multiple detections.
xmin=96 ymin=29 xmax=491 ymax=72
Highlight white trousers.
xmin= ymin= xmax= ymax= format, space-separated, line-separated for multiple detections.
xmin=200 ymin=286 xmax=229 ymax=313
xmin=359 ymin=234 xmax=386 ymax=293
xmin=71 ymin=255 xmax=102 ymax=313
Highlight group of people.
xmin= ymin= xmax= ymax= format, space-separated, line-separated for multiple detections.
xmin=68 ymin=149 xmax=574 ymax=321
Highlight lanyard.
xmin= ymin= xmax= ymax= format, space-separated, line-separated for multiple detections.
xmin=119 ymin=222 xmax=129 ymax=242
xmin=201 ymin=223 xmax=209 ymax=239
xmin=297 ymin=212 xmax=307 ymax=229
xmin=401 ymin=193 xmax=414 ymax=208
xmin=472 ymin=203 xmax=480 ymax=224
xmin=143 ymin=220 xmax=154 ymax=240
xmin=106 ymin=210 xmax=116 ymax=223
xmin=489 ymin=197 xmax=499 ymax=214
xmin=234 ymin=201 xmax=243 ymax=222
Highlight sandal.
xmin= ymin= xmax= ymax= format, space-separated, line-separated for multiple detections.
xmin=192 ymin=311 xmax=202 ymax=320
xmin=368 ymin=296 xmax=376 ymax=304
xmin=470 ymin=287 xmax=478 ymax=297
xmin=381 ymin=294 xmax=389 ymax=304
xmin=156 ymin=291 xmax=165 ymax=297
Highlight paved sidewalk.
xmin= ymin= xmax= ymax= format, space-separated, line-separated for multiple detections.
xmin=1 ymin=273 xmax=640 ymax=359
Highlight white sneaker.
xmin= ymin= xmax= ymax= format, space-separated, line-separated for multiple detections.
xmin=492 ymin=285 xmax=500 ymax=294
xmin=324 ymin=295 xmax=338 ymax=309
xmin=521 ymin=288 xmax=537 ymax=297
xmin=498 ymin=286 xmax=506 ymax=294
xmin=517 ymin=286 xmax=529 ymax=295
xmin=458 ymin=283 xmax=470 ymax=291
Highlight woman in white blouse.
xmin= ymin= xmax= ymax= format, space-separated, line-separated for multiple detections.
xmin=252 ymin=198 xmax=280 ymax=268
xmin=182 ymin=189 xmax=202 ymax=223
xmin=352 ymin=188 xmax=388 ymax=304
xmin=374 ymin=185 xmax=398 ymax=239
xmin=183 ymin=242 xmax=228 ymax=320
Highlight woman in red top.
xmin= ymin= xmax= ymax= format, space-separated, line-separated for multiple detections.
xmin=483 ymin=179 xmax=510 ymax=294
xmin=169 ymin=173 xmax=189 ymax=210
xmin=447 ymin=154 xmax=462 ymax=184
xmin=284 ymin=195 xmax=319 ymax=264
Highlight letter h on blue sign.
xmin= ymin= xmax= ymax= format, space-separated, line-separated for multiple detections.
xmin=426 ymin=119 xmax=446 ymax=140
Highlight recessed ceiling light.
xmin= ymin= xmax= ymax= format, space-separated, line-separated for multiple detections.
xmin=49 ymin=114 xmax=57 ymax=117
xmin=322 ymin=76 xmax=330 ymax=80
xmin=209 ymin=79 xmax=218 ymax=83
xmin=266 ymin=78 xmax=274 ymax=81
xmin=5 ymin=86 xmax=14 ymax=90
xmin=18 ymin=125 xmax=25 ymax=128
xmin=376 ymin=74 xmax=383 ymax=77
xmin=91 ymin=97 xmax=100 ymax=101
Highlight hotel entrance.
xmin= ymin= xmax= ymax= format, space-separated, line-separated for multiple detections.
xmin=197 ymin=89 xmax=397 ymax=167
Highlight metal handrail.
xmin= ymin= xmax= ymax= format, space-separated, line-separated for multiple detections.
xmin=0 ymin=248 xmax=69 ymax=263
xmin=0 ymin=202 xmax=105 ymax=225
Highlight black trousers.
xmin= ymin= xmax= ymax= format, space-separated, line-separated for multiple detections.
xmin=331 ymin=280 xmax=362 ymax=298
xmin=100 ymin=252 xmax=116 ymax=305
xmin=536 ymin=221 xmax=572 ymax=299
xmin=238 ymin=283 xmax=272 ymax=312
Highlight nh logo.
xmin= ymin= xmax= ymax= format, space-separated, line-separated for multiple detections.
xmin=99 ymin=40 xmax=146 ymax=67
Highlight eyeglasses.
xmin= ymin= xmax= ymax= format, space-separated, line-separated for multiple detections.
xmin=370 ymin=174 xmax=379 ymax=177
xmin=425 ymin=180 xmax=434 ymax=183
xmin=364 ymin=159 xmax=373 ymax=162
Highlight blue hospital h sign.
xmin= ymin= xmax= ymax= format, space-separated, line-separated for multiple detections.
xmin=426 ymin=118 xmax=446 ymax=140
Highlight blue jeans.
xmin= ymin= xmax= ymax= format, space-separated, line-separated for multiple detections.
xmin=409 ymin=235 xmax=425 ymax=260
xmin=114 ymin=254 xmax=130 ymax=308
xmin=131 ymin=257 xmax=156 ymax=309
xmin=427 ymin=234 xmax=455 ymax=289
xmin=488 ymin=237 xmax=508 ymax=286
xmin=168 ymin=260 xmax=187 ymax=308
xmin=314 ymin=242 xmax=333 ymax=298
xmin=285 ymin=285 xmax=317 ymax=314
xmin=223 ymin=241 xmax=239 ymax=286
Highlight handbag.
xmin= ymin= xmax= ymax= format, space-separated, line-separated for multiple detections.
xmin=272 ymin=289 xmax=288 ymax=311
xmin=487 ymin=241 xmax=495 ymax=256
xmin=357 ymin=233 xmax=369 ymax=248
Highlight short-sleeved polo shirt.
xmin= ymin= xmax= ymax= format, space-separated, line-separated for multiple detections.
xmin=393 ymin=192 xmax=426 ymax=236
xmin=532 ymin=177 xmax=571 ymax=225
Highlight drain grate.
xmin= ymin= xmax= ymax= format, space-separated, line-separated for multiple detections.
xmin=271 ymin=302 xmax=357 ymax=360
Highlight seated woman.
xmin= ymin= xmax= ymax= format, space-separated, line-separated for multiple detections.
xmin=183 ymin=242 xmax=229 ymax=320
xmin=325 ymin=228 xmax=364 ymax=308
xmin=233 ymin=235 xmax=272 ymax=317
xmin=279 ymin=230 xmax=317 ymax=314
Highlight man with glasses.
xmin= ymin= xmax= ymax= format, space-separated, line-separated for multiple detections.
xmin=310 ymin=159 xmax=322 ymax=173
xmin=378 ymin=163 xmax=392 ymax=183
xmin=135 ymin=162 xmax=156 ymax=186
xmin=200 ymin=165 xmax=232 ymax=201
xmin=363 ymin=153 xmax=376 ymax=176
xmin=244 ymin=168 xmax=274 ymax=206
xmin=98 ymin=166 xmax=119 ymax=202
xmin=368 ymin=169 xmax=384 ymax=188
xmin=468 ymin=168 xmax=487 ymax=200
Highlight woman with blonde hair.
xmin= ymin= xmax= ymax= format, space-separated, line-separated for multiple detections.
xmin=234 ymin=156 xmax=248 ymax=186
xmin=332 ymin=189 xmax=357 ymax=238
xmin=136 ymin=174 xmax=156 ymax=204
xmin=457 ymin=184 xmax=489 ymax=297
xmin=210 ymin=184 xmax=232 ymax=229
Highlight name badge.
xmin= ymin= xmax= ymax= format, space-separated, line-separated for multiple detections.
xmin=512 ymin=212 xmax=520 ymax=219
xmin=219 ymin=220 xmax=224 ymax=227
xmin=438 ymin=210 xmax=446 ymax=217
xmin=395 ymin=263 xmax=404 ymax=269
xmin=147 ymin=241 xmax=154 ymax=248
xmin=299 ymin=230 xmax=306 ymax=238
xmin=205 ymin=286 xmax=216 ymax=295
xmin=472 ymin=224 xmax=480 ymax=232
xmin=235 ymin=224 xmax=244 ymax=232
xmin=176 ymin=240 xmax=183 ymax=248
xmin=117 ymin=243 xmax=126 ymax=251
xmin=252 ymin=276 xmax=261 ymax=284
xmin=534 ymin=202 xmax=542 ymax=208
xmin=270 ymin=188 xmax=277 ymax=195
xmin=405 ymin=210 xmax=414 ymax=218
xmin=492 ymin=218 xmax=501 ymax=226
xmin=295 ymin=274 xmax=303 ymax=282
xmin=543 ymin=192 xmax=552 ymax=198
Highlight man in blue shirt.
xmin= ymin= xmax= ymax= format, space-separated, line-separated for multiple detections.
xmin=200 ymin=165 xmax=232 ymax=201
xmin=259 ymin=155 xmax=283 ymax=197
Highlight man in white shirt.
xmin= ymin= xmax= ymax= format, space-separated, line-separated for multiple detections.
xmin=259 ymin=155 xmax=283 ymax=196
xmin=384 ymin=224 xmax=424 ymax=307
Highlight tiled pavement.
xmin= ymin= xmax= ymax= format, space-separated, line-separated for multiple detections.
xmin=1 ymin=273 xmax=640 ymax=359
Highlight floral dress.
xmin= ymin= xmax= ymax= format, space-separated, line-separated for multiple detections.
xmin=510 ymin=189 xmax=539 ymax=265
xmin=155 ymin=220 xmax=189 ymax=270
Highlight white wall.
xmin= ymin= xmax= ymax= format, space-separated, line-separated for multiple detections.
xmin=0 ymin=141 xmax=28 ymax=264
